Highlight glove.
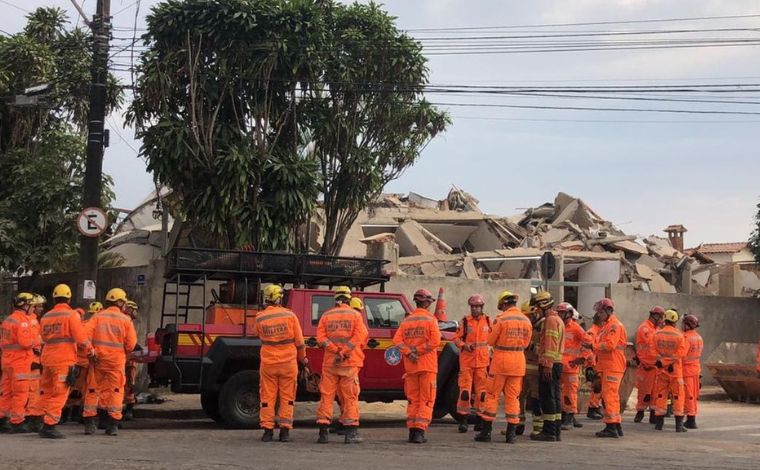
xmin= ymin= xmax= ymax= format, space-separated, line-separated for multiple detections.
xmin=463 ymin=344 xmax=474 ymax=353
xmin=655 ymin=360 xmax=663 ymax=369
xmin=133 ymin=344 xmax=145 ymax=352
xmin=667 ymin=364 xmax=674 ymax=373
xmin=584 ymin=367 xmax=597 ymax=382
xmin=299 ymin=357 xmax=309 ymax=367
xmin=631 ymin=356 xmax=640 ymax=367
xmin=571 ymin=357 xmax=586 ymax=366
xmin=65 ymin=365 xmax=81 ymax=387
xmin=408 ymin=351 xmax=419 ymax=362
xmin=31 ymin=362 xmax=42 ymax=372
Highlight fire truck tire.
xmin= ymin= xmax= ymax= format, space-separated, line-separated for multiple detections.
xmin=218 ymin=370 xmax=261 ymax=429
xmin=200 ymin=391 xmax=223 ymax=423
xmin=433 ymin=377 xmax=458 ymax=420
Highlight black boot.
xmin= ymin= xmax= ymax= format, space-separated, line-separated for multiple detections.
xmin=123 ymin=403 xmax=134 ymax=422
xmin=278 ymin=428 xmax=290 ymax=442
xmin=634 ymin=410 xmax=645 ymax=423
xmin=59 ymin=406 xmax=71 ymax=425
xmin=555 ymin=419 xmax=562 ymax=442
xmin=407 ymin=428 xmax=414 ymax=443
xmin=530 ymin=420 xmax=557 ymax=442
xmin=410 ymin=428 xmax=426 ymax=444
xmin=10 ymin=421 xmax=32 ymax=434
xmin=595 ymin=423 xmax=618 ymax=438
xmin=515 ymin=423 xmax=525 ymax=435
xmin=474 ymin=420 xmax=492 ymax=442
xmin=655 ymin=415 xmax=664 ymax=431
xmin=105 ymin=416 xmax=119 ymax=436
xmin=317 ymin=425 xmax=329 ymax=444
xmin=572 ymin=414 xmax=583 ymax=428
xmin=505 ymin=423 xmax=517 ymax=444
xmin=69 ymin=405 xmax=82 ymax=423
xmin=675 ymin=416 xmax=687 ymax=433
xmin=473 ymin=416 xmax=482 ymax=432
xmin=84 ymin=417 xmax=96 ymax=435
xmin=97 ymin=409 xmax=107 ymax=430
xmin=615 ymin=423 xmax=624 ymax=437
xmin=39 ymin=424 xmax=65 ymax=439
xmin=649 ymin=410 xmax=657 ymax=424
xmin=0 ymin=418 xmax=11 ymax=433
xmin=344 ymin=426 xmax=363 ymax=444
xmin=684 ymin=416 xmax=697 ymax=429
xmin=560 ymin=413 xmax=572 ymax=431
xmin=261 ymin=429 xmax=274 ymax=442
xmin=25 ymin=416 xmax=43 ymax=433
xmin=587 ymin=407 xmax=603 ymax=420
xmin=457 ymin=414 xmax=468 ymax=433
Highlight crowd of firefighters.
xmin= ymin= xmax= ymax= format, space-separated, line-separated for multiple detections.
xmin=252 ymin=284 xmax=709 ymax=444
xmin=0 ymin=285 xmax=138 ymax=438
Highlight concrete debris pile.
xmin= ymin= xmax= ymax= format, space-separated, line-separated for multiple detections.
xmin=339 ymin=189 xmax=738 ymax=296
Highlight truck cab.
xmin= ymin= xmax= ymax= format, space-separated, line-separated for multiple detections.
xmin=140 ymin=248 xmax=461 ymax=428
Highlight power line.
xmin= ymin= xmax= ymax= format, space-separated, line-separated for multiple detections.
xmin=431 ymin=101 xmax=760 ymax=115
xmin=405 ymin=13 xmax=760 ymax=32
xmin=452 ymin=115 xmax=760 ymax=124
xmin=0 ymin=0 xmax=28 ymax=13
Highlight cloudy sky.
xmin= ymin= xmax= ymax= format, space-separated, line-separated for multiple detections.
xmin=3 ymin=0 xmax=759 ymax=247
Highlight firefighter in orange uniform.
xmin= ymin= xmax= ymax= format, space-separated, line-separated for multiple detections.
xmin=591 ymin=298 xmax=628 ymax=438
xmin=23 ymin=294 xmax=45 ymax=432
xmin=122 ymin=300 xmax=140 ymax=421
xmin=453 ymin=294 xmax=491 ymax=433
xmin=0 ymin=293 xmax=40 ymax=433
xmin=585 ymin=320 xmax=603 ymax=420
xmin=632 ymin=306 xmax=664 ymax=424
xmin=38 ymin=284 xmax=92 ymax=439
xmin=475 ymin=291 xmax=531 ymax=444
xmin=530 ymin=291 xmax=565 ymax=442
xmin=558 ymin=303 xmax=590 ymax=431
xmin=392 ymin=289 xmax=441 ymax=444
xmin=83 ymin=288 xmax=137 ymax=436
xmin=316 ymin=286 xmax=368 ymax=444
xmin=254 ymin=285 xmax=307 ymax=443
xmin=681 ymin=313 xmax=703 ymax=429
xmin=66 ymin=301 xmax=102 ymax=425
xmin=651 ymin=309 xmax=689 ymax=432
xmin=518 ymin=298 xmax=544 ymax=436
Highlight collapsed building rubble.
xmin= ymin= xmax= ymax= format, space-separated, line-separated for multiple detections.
xmin=325 ymin=188 xmax=756 ymax=301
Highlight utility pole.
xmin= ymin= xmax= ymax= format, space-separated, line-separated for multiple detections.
xmin=77 ymin=0 xmax=111 ymax=305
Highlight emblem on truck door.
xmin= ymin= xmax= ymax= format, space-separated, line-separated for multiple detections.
xmin=385 ymin=346 xmax=402 ymax=366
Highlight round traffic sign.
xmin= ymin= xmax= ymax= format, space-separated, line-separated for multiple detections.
xmin=76 ymin=207 xmax=108 ymax=238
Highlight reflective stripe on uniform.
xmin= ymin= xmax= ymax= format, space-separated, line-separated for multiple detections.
xmin=261 ymin=339 xmax=295 ymax=346
xmin=93 ymin=340 xmax=123 ymax=349
xmin=495 ymin=345 xmax=525 ymax=351
xmin=46 ymin=337 xmax=75 ymax=345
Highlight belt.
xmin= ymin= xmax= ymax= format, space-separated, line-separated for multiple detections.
xmin=262 ymin=339 xmax=295 ymax=346
xmin=46 ymin=337 xmax=75 ymax=345
xmin=495 ymin=345 xmax=525 ymax=351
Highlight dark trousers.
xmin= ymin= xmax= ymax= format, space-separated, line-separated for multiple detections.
xmin=538 ymin=363 xmax=563 ymax=421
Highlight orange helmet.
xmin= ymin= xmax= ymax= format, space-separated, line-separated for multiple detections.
xmin=413 ymin=289 xmax=435 ymax=303
xmin=594 ymin=298 xmax=614 ymax=312
xmin=649 ymin=306 xmax=665 ymax=315
xmin=467 ymin=294 xmax=485 ymax=306
xmin=683 ymin=314 xmax=699 ymax=329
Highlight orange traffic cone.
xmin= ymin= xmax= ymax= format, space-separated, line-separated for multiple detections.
xmin=434 ymin=288 xmax=448 ymax=321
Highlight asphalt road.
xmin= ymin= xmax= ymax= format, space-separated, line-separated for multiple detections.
xmin=1 ymin=395 xmax=759 ymax=470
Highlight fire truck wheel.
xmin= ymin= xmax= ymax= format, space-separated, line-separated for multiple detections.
xmin=219 ymin=370 xmax=261 ymax=429
xmin=432 ymin=377 xmax=458 ymax=420
xmin=201 ymin=391 xmax=223 ymax=423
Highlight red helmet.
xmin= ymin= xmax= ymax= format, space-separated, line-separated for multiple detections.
xmin=683 ymin=314 xmax=699 ymax=329
xmin=649 ymin=306 xmax=665 ymax=315
xmin=413 ymin=289 xmax=435 ymax=303
xmin=467 ymin=294 xmax=485 ymax=306
xmin=556 ymin=302 xmax=572 ymax=313
xmin=594 ymin=298 xmax=614 ymax=312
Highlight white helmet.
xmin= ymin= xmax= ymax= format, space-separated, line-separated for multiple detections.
xmin=571 ymin=308 xmax=580 ymax=321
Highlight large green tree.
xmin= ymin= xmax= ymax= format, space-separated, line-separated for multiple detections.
xmin=0 ymin=8 xmax=121 ymax=274
xmin=306 ymin=2 xmax=449 ymax=255
xmin=128 ymin=0 xmax=448 ymax=254
xmin=128 ymin=0 xmax=321 ymax=250
xmin=749 ymin=202 xmax=760 ymax=264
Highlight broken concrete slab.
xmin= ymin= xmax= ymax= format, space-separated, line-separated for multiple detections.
xmin=396 ymin=220 xmax=439 ymax=257
xmin=611 ymin=240 xmax=648 ymax=255
xmin=636 ymin=263 xmax=677 ymax=293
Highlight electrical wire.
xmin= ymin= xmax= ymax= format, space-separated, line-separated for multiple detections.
xmin=430 ymin=101 xmax=760 ymax=115
xmin=0 ymin=0 xmax=28 ymax=13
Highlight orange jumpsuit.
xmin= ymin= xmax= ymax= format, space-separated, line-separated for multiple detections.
xmin=39 ymin=303 xmax=90 ymax=426
xmin=254 ymin=305 xmax=306 ymax=430
xmin=392 ymin=308 xmax=441 ymax=431
xmin=593 ymin=314 xmax=627 ymax=424
xmin=560 ymin=319 xmax=590 ymax=414
xmin=586 ymin=324 xmax=602 ymax=409
xmin=1 ymin=309 xmax=39 ymax=424
xmin=480 ymin=307 xmax=531 ymax=425
xmin=682 ymin=329 xmax=703 ymax=417
xmin=634 ymin=318 xmax=658 ymax=412
xmin=651 ymin=325 xmax=688 ymax=417
xmin=83 ymin=307 xmax=137 ymax=421
xmin=453 ymin=314 xmax=491 ymax=417
xmin=123 ymin=315 xmax=138 ymax=410
xmin=68 ymin=316 xmax=94 ymax=412
xmin=316 ymin=304 xmax=368 ymax=427
xmin=25 ymin=316 xmax=43 ymax=420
